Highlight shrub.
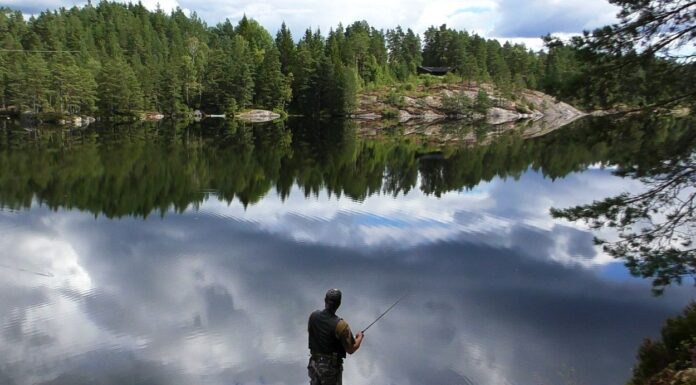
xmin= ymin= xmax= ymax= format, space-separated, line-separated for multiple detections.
xmin=515 ymin=104 xmax=532 ymax=114
xmin=381 ymin=107 xmax=399 ymax=119
xmin=37 ymin=111 xmax=67 ymax=124
xmin=443 ymin=72 xmax=459 ymax=84
xmin=421 ymin=74 xmax=441 ymax=87
xmin=225 ymin=98 xmax=238 ymax=117
xmin=628 ymin=303 xmax=696 ymax=385
xmin=385 ymin=90 xmax=405 ymax=108
xmin=475 ymin=90 xmax=492 ymax=114
xmin=272 ymin=107 xmax=288 ymax=119
xmin=441 ymin=92 xmax=473 ymax=116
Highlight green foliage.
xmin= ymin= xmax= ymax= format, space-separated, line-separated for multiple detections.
xmin=0 ymin=113 xmax=691 ymax=217
xmin=2 ymin=0 xmax=687 ymax=118
xmin=441 ymin=92 xmax=473 ymax=116
xmin=21 ymin=54 xmax=50 ymax=113
xmin=0 ymin=3 xmax=290 ymax=117
xmin=515 ymin=104 xmax=531 ymax=114
xmin=160 ymin=66 xmax=185 ymax=116
xmin=381 ymin=107 xmax=399 ymax=118
xmin=97 ymin=58 xmax=143 ymax=117
xmin=475 ymin=90 xmax=492 ymax=114
xmin=386 ymin=26 xmax=422 ymax=81
xmin=275 ymin=22 xmax=295 ymax=75
xmin=551 ymin=115 xmax=696 ymax=294
xmin=51 ymin=55 xmax=97 ymax=114
xmin=629 ymin=303 xmax=696 ymax=385
xmin=272 ymin=107 xmax=288 ymax=119
xmin=385 ymin=89 xmax=405 ymax=108
xmin=442 ymin=72 xmax=459 ymax=84
xmin=421 ymin=74 xmax=440 ymax=87
xmin=255 ymin=46 xmax=292 ymax=110
xmin=225 ymin=98 xmax=238 ymax=117
xmin=543 ymin=0 xmax=696 ymax=111
xmin=36 ymin=111 xmax=67 ymax=124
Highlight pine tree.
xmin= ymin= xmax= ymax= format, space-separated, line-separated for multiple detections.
xmin=275 ymin=22 xmax=295 ymax=75
xmin=22 ymin=54 xmax=50 ymax=113
xmin=159 ymin=65 xmax=184 ymax=115
xmin=255 ymin=46 xmax=290 ymax=109
xmin=97 ymin=58 xmax=143 ymax=116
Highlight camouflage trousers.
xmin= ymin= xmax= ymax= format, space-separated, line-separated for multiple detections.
xmin=308 ymin=355 xmax=343 ymax=385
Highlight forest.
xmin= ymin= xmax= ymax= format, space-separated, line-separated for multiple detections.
xmin=1 ymin=1 xmax=689 ymax=119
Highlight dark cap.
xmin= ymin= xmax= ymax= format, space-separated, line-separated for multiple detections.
xmin=325 ymin=288 xmax=342 ymax=304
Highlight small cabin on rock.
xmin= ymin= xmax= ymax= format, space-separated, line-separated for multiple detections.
xmin=417 ymin=66 xmax=453 ymax=76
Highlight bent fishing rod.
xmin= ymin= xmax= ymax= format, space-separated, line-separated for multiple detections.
xmin=361 ymin=293 xmax=409 ymax=333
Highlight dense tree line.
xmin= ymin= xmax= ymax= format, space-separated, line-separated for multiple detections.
xmin=1 ymin=1 xmax=691 ymax=118
xmin=0 ymin=3 xmax=292 ymax=118
xmin=0 ymin=1 xmax=625 ymax=119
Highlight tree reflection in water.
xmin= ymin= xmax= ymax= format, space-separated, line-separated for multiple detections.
xmin=552 ymin=115 xmax=696 ymax=294
xmin=0 ymin=114 xmax=695 ymax=385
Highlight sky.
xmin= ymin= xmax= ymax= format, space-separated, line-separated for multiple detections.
xmin=0 ymin=0 xmax=621 ymax=51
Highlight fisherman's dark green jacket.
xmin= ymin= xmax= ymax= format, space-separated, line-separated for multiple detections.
xmin=308 ymin=309 xmax=355 ymax=358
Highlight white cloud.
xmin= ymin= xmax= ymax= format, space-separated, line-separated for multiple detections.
xmin=193 ymin=168 xmax=643 ymax=268
xmin=1 ymin=0 xmax=620 ymax=49
xmin=0 ymin=168 xmax=690 ymax=385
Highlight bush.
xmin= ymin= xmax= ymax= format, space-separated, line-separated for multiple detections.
xmin=628 ymin=303 xmax=696 ymax=385
xmin=515 ymin=104 xmax=532 ymax=114
xmin=272 ymin=107 xmax=288 ymax=119
xmin=225 ymin=98 xmax=238 ymax=117
xmin=421 ymin=74 xmax=441 ymax=87
xmin=385 ymin=89 xmax=405 ymax=108
xmin=37 ymin=111 xmax=68 ymax=124
xmin=381 ymin=107 xmax=399 ymax=119
xmin=443 ymin=72 xmax=459 ymax=84
xmin=441 ymin=92 xmax=473 ymax=116
xmin=475 ymin=90 xmax=492 ymax=114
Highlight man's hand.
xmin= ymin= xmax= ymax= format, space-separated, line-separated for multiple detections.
xmin=346 ymin=331 xmax=364 ymax=354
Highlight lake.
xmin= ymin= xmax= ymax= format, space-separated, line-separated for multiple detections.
xmin=0 ymin=116 xmax=694 ymax=385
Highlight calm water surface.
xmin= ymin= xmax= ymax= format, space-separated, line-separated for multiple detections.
xmin=0 ymin=117 xmax=694 ymax=385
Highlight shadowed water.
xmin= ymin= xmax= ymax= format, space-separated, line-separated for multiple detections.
xmin=0 ymin=116 xmax=694 ymax=385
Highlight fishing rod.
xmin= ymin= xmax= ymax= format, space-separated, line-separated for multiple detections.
xmin=361 ymin=293 xmax=408 ymax=333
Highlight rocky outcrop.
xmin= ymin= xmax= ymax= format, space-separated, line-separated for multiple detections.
xmin=486 ymin=107 xmax=525 ymax=125
xmin=235 ymin=109 xmax=281 ymax=123
xmin=353 ymin=94 xmax=588 ymax=145
xmin=142 ymin=112 xmax=165 ymax=121
xmin=352 ymin=83 xmax=585 ymax=131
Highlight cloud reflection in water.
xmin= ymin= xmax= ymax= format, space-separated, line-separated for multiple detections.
xmin=0 ymin=168 xmax=691 ymax=385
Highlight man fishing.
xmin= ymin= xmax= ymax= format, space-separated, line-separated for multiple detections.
xmin=307 ymin=289 xmax=364 ymax=385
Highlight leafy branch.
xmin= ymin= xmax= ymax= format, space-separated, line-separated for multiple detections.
xmin=552 ymin=152 xmax=696 ymax=294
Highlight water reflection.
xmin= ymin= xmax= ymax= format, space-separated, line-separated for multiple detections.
xmin=0 ymin=196 xmax=692 ymax=385
xmin=0 ymin=116 xmax=694 ymax=385
xmin=0 ymin=115 xmax=693 ymax=217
